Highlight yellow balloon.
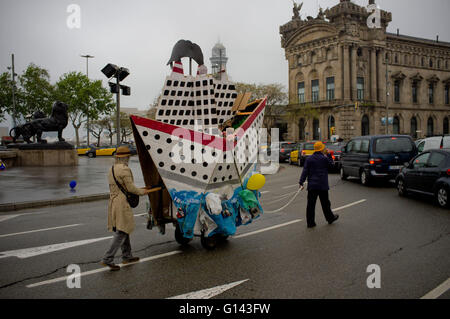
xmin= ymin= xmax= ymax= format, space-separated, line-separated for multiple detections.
xmin=247 ymin=174 xmax=266 ymax=191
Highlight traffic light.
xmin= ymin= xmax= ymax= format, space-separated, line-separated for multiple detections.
xmin=330 ymin=127 xmax=336 ymax=135
xmin=355 ymin=101 xmax=359 ymax=110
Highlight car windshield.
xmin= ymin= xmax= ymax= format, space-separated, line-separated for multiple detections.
xmin=281 ymin=143 xmax=296 ymax=150
xmin=304 ymin=144 xmax=315 ymax=150
xmin=374 ymin=137 xmax=414 ymax=153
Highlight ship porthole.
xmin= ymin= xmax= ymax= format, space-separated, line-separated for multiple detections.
xmin=143 ymin=131 xmax=148 ymax=136
xmin=203 ymin=175 xmax=208 ymax=180
xmin=157 ymin=148 xmax=163 ymax=154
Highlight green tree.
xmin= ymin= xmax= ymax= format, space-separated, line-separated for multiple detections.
xmin=0 ymin=72 xmax=16 ymax=122
xmin=117 ymin=112 xmax=133 ymax=143
xmin=18 ymin=64 xmax=54 ymax=116
xmin=234 ymin=82 xmax=288 ymax=137
xmin=54 ymin=72 xmax=115 ymax=146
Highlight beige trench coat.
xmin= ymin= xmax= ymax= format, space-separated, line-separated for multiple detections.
xmin=107 ymin=163 xmax=147 ymax=234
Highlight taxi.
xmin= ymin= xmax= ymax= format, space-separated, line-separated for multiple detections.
xmin=289 ymin=142 xmax=318 ymax=167
xmin=86 ymin=145 xmax=117 ymax=158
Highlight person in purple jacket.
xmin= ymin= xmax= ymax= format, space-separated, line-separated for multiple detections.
xmin=299 ymin=141 xmax=339 ymax=228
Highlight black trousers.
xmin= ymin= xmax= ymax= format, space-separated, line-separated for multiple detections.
xmin=306 ymin=190 xmax=335 ymax=226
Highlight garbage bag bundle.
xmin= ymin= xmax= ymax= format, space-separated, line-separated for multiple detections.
xmin=170 ymin=189 xmax=203 ymax=239
xmin=171 ymin=185 xmax=264 ymax=239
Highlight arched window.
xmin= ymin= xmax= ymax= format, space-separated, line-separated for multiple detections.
xmin=361 ymin=115 xmax=370 ymax=136
xmin=444 ymin=117 xmax=449 ymax=135
xmin=299 ymin=118 xmax=306 ymax=141
xmin=393 ymin=116 xmax=400 ymax=134
xmin=427 ymin=117 xmax=434 ymax=137
xmin=327 ymin=116 xmax=335 ymax=140
xmin=410 ymin=117 xmax=418 ymax=139
xmin=313 ymin=118 xmax=320 ymax=140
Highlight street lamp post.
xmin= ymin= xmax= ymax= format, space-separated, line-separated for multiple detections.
xmin=7 ymin=54 xmax=17 ymax=128
xmin=81 ymin=54 xmax=94 ymax=145
xmin=101 ymin=63 xmax=130 ymax=146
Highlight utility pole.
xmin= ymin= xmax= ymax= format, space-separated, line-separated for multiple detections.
xmin=10 ymin=54 xmax=17 ymax=128
xmin=385 ymin=56 xmax=389 ymax=134
xmin=81 ymin=54 xmax=94 ymax=145
xmin=116 ymin=72 xmax=121 ymax=146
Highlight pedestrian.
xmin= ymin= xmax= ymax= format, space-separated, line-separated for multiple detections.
xmin=101 ymin=145 xmax=152 ymax=271
xmin=299 ymin=141 xmax=339 ymax=228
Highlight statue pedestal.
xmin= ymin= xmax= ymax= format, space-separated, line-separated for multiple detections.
xmin=7 ymin=142 xmax=78 ymax=167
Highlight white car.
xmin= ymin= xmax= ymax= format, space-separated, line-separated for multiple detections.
xmin=417 ymin=136 xmax=450 ymax=153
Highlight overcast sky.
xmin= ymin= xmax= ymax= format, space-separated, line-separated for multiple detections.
xmin=1 ymin=0 xmax=449 ymax=132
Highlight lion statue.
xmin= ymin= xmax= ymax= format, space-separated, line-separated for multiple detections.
xmin=10 ymin=101 xmax=69 ymax=144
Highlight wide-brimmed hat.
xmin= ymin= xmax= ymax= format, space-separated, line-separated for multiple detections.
xmin=115 ymin=145 xmax=132 ymax=158
xmin=314 ymin=141 xmax=325 ymax=152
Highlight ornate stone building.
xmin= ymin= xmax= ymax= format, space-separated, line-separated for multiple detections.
xmin=280 ymin=0 xmax=450 ymax=141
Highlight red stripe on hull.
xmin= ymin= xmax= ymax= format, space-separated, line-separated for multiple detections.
xmin=131 ymin=97 xmax=267 ymax=151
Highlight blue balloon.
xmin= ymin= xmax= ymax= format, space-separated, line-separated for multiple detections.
xmin=69 ymin=180 xmax=77 ymax=189
xmin=0 ymin=161 xmax=5 ymax=171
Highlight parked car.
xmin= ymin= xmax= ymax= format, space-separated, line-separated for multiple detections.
xmin=340 ymin=135 xmax=418 ymax=186
xmin=396 ymin=149 xmax=450 ymax=208
xmin=416 ymin=136 xmax=450 ymax=153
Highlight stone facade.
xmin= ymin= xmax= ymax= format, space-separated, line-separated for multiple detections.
xmin=280 ymin=0 xmax=450 ymax=141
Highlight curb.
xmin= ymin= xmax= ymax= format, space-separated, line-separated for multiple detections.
xmin=0 ymin=193 xmax=110 ymax=213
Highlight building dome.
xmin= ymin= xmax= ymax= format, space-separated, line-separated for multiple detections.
xmin=212 ymin=42 xmax=227 ymax=57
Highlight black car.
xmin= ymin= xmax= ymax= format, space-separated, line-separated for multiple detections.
xmin=277 ymin=142 xmax=298 ymax=163
xmin=326 ymin=142 xmax=345 ymax=171
xmin=396 ymin=149 xmax=450 ymax=208
xmin=340 ymin=135 xmax=418 ymax=186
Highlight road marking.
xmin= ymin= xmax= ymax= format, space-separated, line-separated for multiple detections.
xmin=233 ymin=219 xmax=303 ymax=239
xmin=260 ymin=191 xmax=270 ymax=194
xmin=167 ymin=279 xmax=249 ymax=299
xmin=0 ymin=215 xmax=20 ymax=223
xmin=0 ymin=224 xmax=82 ymax=238
xmin=421 ymin=277 xmax=450 ymax=299
xmin=25 ymin=200 xmax=367 ymax=288
xmin=134 ymin=213 xmax=148 ymax=217
xmin=333 ymin=199 xmax=367 ymax=212
xmin=0 ymin=236 xmax=112 ymax=259
xmin=26 ymin=250 xmax=182 ymax=288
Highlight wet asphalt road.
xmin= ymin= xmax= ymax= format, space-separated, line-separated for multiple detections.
xmin=0 ymin=163 xmax=449 ymax=299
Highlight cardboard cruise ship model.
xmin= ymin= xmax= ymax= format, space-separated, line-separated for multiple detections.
xmin=130 ymin=40 xmax=267 ymax=249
